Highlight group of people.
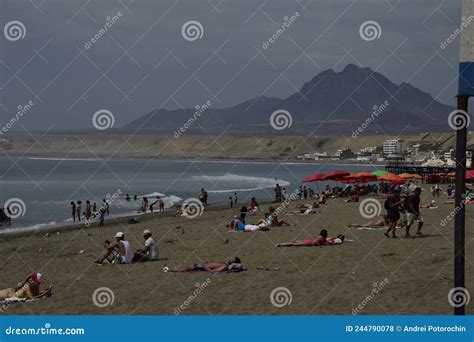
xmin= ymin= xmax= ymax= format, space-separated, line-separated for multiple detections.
xmin=70 ymin=199 xmax=109 ymax=226
xmin=94 ymin=229 xmax=159 ymax=264
xmin=139 ymin=196 xmax=165 ymax=213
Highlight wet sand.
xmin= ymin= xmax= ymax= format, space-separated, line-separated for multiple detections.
xmin=0 ymin=194 xmax=472 ymax=315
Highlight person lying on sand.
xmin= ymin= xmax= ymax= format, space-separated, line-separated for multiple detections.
xmin=132 ymin=229 xmax=159 ymax=263
xmin=227 ymin=213 xmax=269 ymax=232
xmin=276 ymin=229 xmax=345 ymax=247
xmin=286 ymin=203 xmax=319 ymax=215
xmin=420 ymin=200 xmax=437 ymax=209
xmin=0 ymin=273 xmax=52 ymax=301
xmin=348 ymin=216 xmax=389 ymax=228
xmin=95 ymin=232 xmax=133 ymax=264
xmin=164 ymin=257 xmax=243 ymax=273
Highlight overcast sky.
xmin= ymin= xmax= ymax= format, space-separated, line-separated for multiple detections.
xmin=0 ymin=0 xmax=463 ymax=131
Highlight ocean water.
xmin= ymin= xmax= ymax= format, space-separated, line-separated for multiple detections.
xmin=0 ymin=157 xmax=383 ymax=233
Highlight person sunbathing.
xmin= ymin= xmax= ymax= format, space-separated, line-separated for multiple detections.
xmin=276 ymin=230 xmax=345 ymax=247
xmin=348 ymin=216 xmax=388 ymax=228
xmin=268 ymin=207 xmax=291 ymax=226
xmin=420 ymin=200 xmax=437 ymax=209
xmin=286 ymin=203 xmax=319 ymax=215
xmin=0 ymin=273 xmax=52 ymax=301
xmin=165 ymin=257 xmax=243 ymax=273
xmin=228 ymin=214 xmax=269 ymax=232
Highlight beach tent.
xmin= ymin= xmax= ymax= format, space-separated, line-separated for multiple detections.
xmin=322 ymin=170 xmax=350 ymax=180
xmin=371 ymin=170 xmax=389 ymax=176
xmin=302 ymin=173 xmax=325 ymax=183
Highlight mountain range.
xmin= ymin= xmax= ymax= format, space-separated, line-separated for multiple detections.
xmin=124 ymin=64 xmax=454 ymax=136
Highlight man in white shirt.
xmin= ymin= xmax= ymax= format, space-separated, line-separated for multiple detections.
xmin=95 ymin=232 xmax=133 ymax=264
xmin=133 ymin=229 xmax=159 ymax=262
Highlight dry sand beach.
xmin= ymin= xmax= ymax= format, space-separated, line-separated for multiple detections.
xmin=1 ymin=194 xmax=472 ymax=315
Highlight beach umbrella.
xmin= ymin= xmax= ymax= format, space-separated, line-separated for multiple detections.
xmin=322 ymin=169 xmax=350 ymax=180
xmin=371 ymin=170 xmax=389 ymax=176
xmin=398 ymin=173 xmax=422 ymax=180
xmin=303 ymin=173 xmax=326 ymax=183
xmin=378 ymin=173 xmax=405 ymax=185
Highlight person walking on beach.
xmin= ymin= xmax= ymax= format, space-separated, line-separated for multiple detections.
xmin=229 ymin=196 xmax=234 ymax=208
xmin=76 ymin=201 xmax=82 ymax=221
xmin=70 ymin=201 xmax=76 ymax=222
xmin=233 ymin=192 xmax=238 ymax=205
xmin=99 ymin=207 xmax=105 ymax=227
xmin=403 ymin=187 xmax=424 ymax=238
xmin=384 ymin=189 xmax=403 ymax=238
xmin=303 ymin=186 xmax=308 ymax=200
xmin=274 ymin=184 xmax=282 ymax=202
xmin=85 ymin=200 xmax=92 ymax=220
xmin=93 ymin=202 xmax=97 ymax=213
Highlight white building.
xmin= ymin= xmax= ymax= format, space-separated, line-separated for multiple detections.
xmin=383 ymin=139 xmax=404 ymax=155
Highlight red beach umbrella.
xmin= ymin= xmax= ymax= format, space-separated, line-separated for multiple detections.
xmin=322 ymin=170 xmax=350 ymax=180
xmin=303 ymin=173 xmax=326 ymax=183
xmin=378 ymin=173 xmax=405 ymax=185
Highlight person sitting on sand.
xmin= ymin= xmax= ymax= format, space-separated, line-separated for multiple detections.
xmin=95 ymin=232 xmax=133 ymax=264
xmin=319 ymin=194 xmax=327 ymax=205
xmin=0 ymin=273 xmax=52 ymax=301
xmin=268 ymin=207 xmax=291 ymax=226
xmin=348 ymin=216 xmax=389 ymax=228
xmin=132 ymin=229 xmax=160 ymax=263
xmin=164 ymin=257 xmax=243 ymax=273
xmin=248 ymin=197 xmax=259 ymax=211
xmin=276 ymin=229 xmax=345 ymax=247
xmin=286 ymin=203 xmax=319 ymax=215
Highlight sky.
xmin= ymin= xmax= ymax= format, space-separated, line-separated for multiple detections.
xmin=0 ymin=0 xmax=464 ymax=131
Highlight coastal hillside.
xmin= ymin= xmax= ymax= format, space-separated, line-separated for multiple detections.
xmin=1 ymin=132 xmax=470 ymax=160
xmin=125 ymin=64 xmax=454 ymax=135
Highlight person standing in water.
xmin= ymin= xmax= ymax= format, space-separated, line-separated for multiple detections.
xmin=76 ymin=201 xmax=82 ymax=221
xmin=70 ymin=201 xmax=76 ymax=222
xmin=85 ymin=200 xmax=92 ymax=220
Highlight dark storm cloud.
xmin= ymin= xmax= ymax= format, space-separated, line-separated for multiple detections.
xmin=0 ymin=0 xmax=462 ymax=131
